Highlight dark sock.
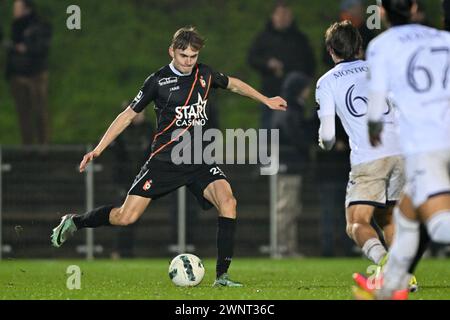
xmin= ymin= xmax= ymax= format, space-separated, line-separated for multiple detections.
xmin=72 ymin=205 xmax=114 ymax=229
xmin=408 ymin=223 xmax=430 ymax=274
xmin=216 ymin=216 xmax=236 ymax=278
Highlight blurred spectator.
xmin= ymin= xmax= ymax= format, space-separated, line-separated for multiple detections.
xmin=272 ymin=71 xmax=313 ymax=171
xmin=272 ymin=72 xmax=314 ymax=257
xmin=110 ymin=102 xmax=154 ymax=259
xmin=248 ymin=1 xmax=316 ymax=129
xmin=444 ymin=0 xmax=450 ymax=31
xmin=6 ymin=0 xmax=52 ymax=145
xmin=323 ymin=0 xmax=376 ymax=68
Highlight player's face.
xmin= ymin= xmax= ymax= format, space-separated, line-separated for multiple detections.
xmin=170 ymin=46 xmax=199 ymax=74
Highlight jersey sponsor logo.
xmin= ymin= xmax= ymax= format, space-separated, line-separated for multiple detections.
xmin=158 ymin=77 xmax=178 ymax=86
xmin=143 ymin=179 xmax=153 ymax=191
xmin=170 ymin=86 xmax=180 ymax=92
xmin=175 ymin=93 xmax=208 ymax=127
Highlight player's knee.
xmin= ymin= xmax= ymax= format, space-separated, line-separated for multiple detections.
xmin=346 ymin=223 xmax=354 ymax=240
xmin=219 ymin=196 xmax=237 ymax=217
xmin=426 ymin=211 xmax=450 ymax=243
xmin=350 ymin=222 xmax=369 ymax=238
xmin=116 ymin=208 xmax=139 ymax=226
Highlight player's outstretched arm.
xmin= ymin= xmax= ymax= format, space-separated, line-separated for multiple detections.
xmin=227 ymin=76 xmax=287 ymax=111
xmin=79 ymin=106 xmax=138 ymax=172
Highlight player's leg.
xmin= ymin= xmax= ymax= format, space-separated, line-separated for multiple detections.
xmin=352 ymin=195 xmax=418 ymax=300
xmin=51 ymin=195 xmax=151 ymax=247
xmin=375 ymin=155 xmax=405 ymax=248
xmin=412 ymin=149 xmax=450 ymax=244
xmin=378 ymin=195 xmax=420 ymax=298
xmin=420 ymin=194 xmax=450 ymax=242
xmin=75 ymin=194 xmax=151 ymax=228
xmin=372 ymin=155 xmax=423 ymax=291
xmin=187 ymin=164 xmax=241 ymax=286
xmin=408 ymin=223 xmax=430 ymax=274
xmin=403 ymin=194 xmax=450 ymax=292
xmin=345 ymin=158 xmax=396 ymax=265
xmin=202 ymin=179 xmax=242 ymax=287
xmin=375 ymin=204 xmax=420 ymax=292
xmin=346 ymin=204 xmax=387 ymax=265
xmin=52 ymin=159 xmax=160 ymax=248
xmin=376 ymin=150 xmax=450 ymax=298
xmin=373 ymin=205 xmax=394 ymax=247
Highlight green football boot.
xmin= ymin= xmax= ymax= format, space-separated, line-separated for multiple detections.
xmin=51 ymin=214 xmax=77 ymax=248
xmin=213 ymin=273 xmax=243 ymax=287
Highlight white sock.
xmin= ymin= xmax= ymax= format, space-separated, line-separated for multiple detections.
xmin=382 ymin=207 xmax=419 ymax=294
xmin=362 ymin=238 xmax=387 ymax=265
xmin=426 ymin=210 xmax=450 ymax=243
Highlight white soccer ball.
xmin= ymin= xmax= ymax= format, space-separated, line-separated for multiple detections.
xmin=168 ymin=253 xmax=205 ymax=287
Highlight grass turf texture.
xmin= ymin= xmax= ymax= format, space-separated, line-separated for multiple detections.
xmin=1 ymin=258 xmax=450 ymax=300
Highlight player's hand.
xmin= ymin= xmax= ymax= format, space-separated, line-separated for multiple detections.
xmin=79 ymin=150 xmax=100 ymax=173
xmin=318 ymin=137 xmax=325 ymax=150
xmin=368 ymin=121 xmax=383 ymax=147
xmin=265 ymin=96 xmax=287 ymax=111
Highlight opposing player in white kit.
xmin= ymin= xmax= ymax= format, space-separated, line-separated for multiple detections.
xmin=353 ymin=0 xmax=450 ymax=300
xmin=316 ymin=21 xmax=405 ymax=269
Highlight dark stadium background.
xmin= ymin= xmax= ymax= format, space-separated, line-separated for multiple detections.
xmin=0 ymin=0 xmax=447 ymax=260
xmin=1 ymin=0 xmax=450 ymax=303
xmin=0 ymin=0 xmax=442 ymax=143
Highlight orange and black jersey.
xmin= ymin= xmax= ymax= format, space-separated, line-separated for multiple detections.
xmin=130 ymin=63 xmax=229 ymax=162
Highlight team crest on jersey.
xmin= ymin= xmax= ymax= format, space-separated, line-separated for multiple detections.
xmin=199 ymin=75 xmax=206 ymax=88
xmin=143 ymin=179 xmax=153 ymax=191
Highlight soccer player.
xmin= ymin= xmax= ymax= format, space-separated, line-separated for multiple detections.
xmin=353 ymin=0 xmax=450 ymax=300
xmin=51 ymin=26 xmax=287 ymax=287
xmin=316 ymin=21 xmax=405 ymax=270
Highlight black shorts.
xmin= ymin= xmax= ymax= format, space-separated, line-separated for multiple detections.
xmin=128 ymin=159 xmax=228 ymax=210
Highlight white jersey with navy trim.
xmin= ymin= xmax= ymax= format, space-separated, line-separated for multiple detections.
xmin=367 ymin=24 xmax=450 ymax=155
xmin=316 ymin=59 xmax=400 ymax=166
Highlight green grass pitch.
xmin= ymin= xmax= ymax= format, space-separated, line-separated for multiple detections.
xmin=1 ymin=258 xmax=450 ymax=300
